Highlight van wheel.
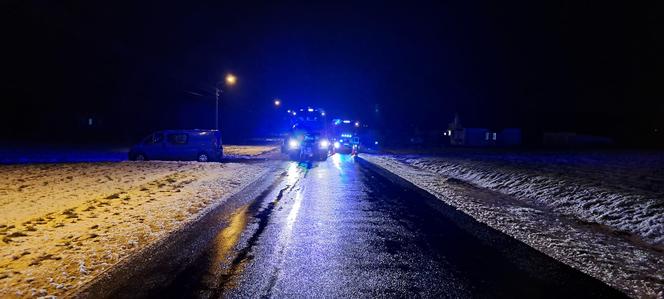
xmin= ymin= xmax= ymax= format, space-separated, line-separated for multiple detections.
xmin=197 ymin=153 xmax=209 ymax=162
xmin=135 ymin=153 xmax=146 ymax=161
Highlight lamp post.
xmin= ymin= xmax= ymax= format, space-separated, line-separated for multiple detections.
xmin=215 ymin=88 xmax=220 ymax=130
xmin=215 ymin=74 xmax=237 ymax=130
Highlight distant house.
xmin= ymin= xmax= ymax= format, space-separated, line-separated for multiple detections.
xmin=446 ymin=114 xmax=521 ymax=147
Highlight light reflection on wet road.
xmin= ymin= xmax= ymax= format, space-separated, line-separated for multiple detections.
xmin=156 ymin=154 xmax=625 ymax=298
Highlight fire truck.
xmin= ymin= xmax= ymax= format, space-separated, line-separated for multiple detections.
xmin=281 ymin=108 xmax=332 ymax=161
xmin=331 ymin=119 xmax=360 ymax=155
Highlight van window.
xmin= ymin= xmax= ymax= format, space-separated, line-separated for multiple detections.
xmin=145 ymin=133 xmax=163 ymax=144
xmin=167 ymin=133 xmax=188 ymax=145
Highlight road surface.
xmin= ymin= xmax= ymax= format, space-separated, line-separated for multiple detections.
xmin=152 ymin=154 xmax=625 ymax=298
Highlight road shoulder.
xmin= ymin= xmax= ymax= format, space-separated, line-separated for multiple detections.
xmin=358 ymin=154 xmax=663 ymax=298
xmin=0 ymin=160 xmax=284 ymax=298
xmin=73 ymin=162 xmax=287 ymax=298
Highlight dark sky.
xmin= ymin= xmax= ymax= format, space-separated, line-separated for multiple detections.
xmin=1 ymin=1 xmax=662 ymax=143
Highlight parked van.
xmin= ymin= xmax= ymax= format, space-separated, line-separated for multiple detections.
xmin=128 ymin=130 xmax=223 ymax=162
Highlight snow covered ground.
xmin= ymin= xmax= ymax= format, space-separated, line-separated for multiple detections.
xmin=361 ymin=152 xmax=664 ymax=298
xmin=0 ymin=160 xmax=278 ymax=297
xmin=223 ymin=145 xmax=278 ymax=157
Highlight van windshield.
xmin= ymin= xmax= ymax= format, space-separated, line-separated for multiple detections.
xmin=143 ymin=133 xmax=163 ymax=144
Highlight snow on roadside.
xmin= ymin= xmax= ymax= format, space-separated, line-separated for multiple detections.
xmin=0 ymin=161 xmax=277 ymax=298
xmin=223 ymin=145 xmax=278 ymax=157
xmin=361 ymin=154 xmax=664 ymax=298
xmin=406 ymin=154 xmax=664 ymax=247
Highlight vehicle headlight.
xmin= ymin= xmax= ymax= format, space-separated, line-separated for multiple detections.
xmin=334 ymin=141 xmax=341 ymax=149
xmin=288 ymin=139 xmax=300 ymax=149
xmin=319 ymin=139 xmax=330 ymax=148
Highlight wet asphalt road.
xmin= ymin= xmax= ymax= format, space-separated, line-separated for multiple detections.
xmin=154 ymin=154 xmax=624 ymax=298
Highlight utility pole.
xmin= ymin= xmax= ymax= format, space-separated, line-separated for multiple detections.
xmin=214 ymin=73 xmax=236 ymax=131
xmin=215 ymin=87 xmax=221 ymax=130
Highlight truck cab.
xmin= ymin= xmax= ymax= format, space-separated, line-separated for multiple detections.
xmin=331 ymin=119 xmax=360 ymax=154
xmin=282 ymin=108 xmax=331 ymax=161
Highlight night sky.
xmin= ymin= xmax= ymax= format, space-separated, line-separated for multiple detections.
xmin=2 ymin=1 xmax=662 ymax=145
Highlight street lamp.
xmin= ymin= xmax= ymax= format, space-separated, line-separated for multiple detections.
xmin=274 ymin=98 xmax=281 ymax=107
xmin=215 ymin=73 xmax=237 ymax=130
xmin=225 ymin=74 xmax=237 ymax=85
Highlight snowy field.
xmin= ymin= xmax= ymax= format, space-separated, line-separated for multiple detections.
xmin=404 ymin=150 xmax=664 ymax=246
xmin=223 ymin=145 xmax=278 ymax=157
xmin=362 ymin=151 xmax=664 ymax=298
xmin=0 ymin=160 xmax=277 ymax=297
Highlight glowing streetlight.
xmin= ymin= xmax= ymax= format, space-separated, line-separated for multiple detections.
xmin=274 ymin=98 xmax=281 ymax=106
xmin=225 ymin=74 xmax=237 ymax=85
